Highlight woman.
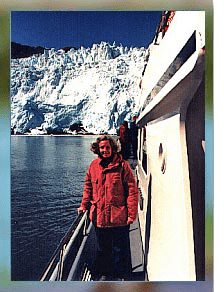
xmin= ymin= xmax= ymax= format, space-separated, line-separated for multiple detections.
xmin=78 ymin=134 xmax=138 ymax=281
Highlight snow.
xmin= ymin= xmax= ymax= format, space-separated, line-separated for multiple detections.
xmin=11 ymin=41 xmax=146 ymax=135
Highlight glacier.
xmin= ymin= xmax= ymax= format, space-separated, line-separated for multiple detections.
xmin=11 ymin=41 xmax=147 ymax=135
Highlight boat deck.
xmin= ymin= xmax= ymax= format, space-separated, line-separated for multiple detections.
xmin=129 ymin=218 xmax=145 ymax=281
xmin=128 ymin=157 xmax=145 ymax=281
xmin=65 ymin=217 xmax=145 ymax=281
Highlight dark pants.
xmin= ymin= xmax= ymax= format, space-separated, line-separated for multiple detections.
xmin=132 ymin=141 xmax=137 ymax=159
xmin=93 ymin=225 xmax=132 ymax=280
xmin=121 ymin=142 xmax=130 ymax=160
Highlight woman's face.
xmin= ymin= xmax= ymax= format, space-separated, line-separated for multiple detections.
xmin=99 ymin=140 xmax=112 ymax=158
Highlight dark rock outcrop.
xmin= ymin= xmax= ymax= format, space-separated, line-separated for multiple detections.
xmin=11 ymin=42 xmax=46 ymax=59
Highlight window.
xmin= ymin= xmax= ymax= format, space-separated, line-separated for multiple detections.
xmin=142 ymin=127 xmax=147 ymax=174
xmin=138 ymin=128 xmax=142 ymax=161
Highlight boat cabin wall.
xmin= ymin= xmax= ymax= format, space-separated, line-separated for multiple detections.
xmin=137 ymin=112 xmax=198 ymax=281
xmin=184 ymin=76 xmax=205 ymax=280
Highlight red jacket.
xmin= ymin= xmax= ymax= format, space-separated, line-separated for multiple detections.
xmin=119 ymin=125 xmax=125 ymax=142
xmin=79 ymin=154 xmax=138 ymax=228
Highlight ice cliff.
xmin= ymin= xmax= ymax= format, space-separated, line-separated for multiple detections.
xmin=11 ymin=41 xmax=146 ymax=135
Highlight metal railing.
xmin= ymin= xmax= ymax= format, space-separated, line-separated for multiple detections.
xmin=40 ymin=211 xmax=89 ymax=281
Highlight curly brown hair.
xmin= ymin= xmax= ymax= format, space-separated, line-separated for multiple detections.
xmin=90 ymin=134 xmax=121 ymax=155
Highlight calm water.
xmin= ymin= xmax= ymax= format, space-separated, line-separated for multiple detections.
xmin=11 ymin=135 xmax=96 ymax=281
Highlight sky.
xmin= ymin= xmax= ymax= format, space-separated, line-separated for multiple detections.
xmin=11 ymin=11 xmax=162 ymax=50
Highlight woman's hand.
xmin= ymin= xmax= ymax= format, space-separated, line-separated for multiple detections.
xmin=127 ymin=217 xmax=134 ymax=225
xmin=77 ymin=207 xmax=85 ymax=215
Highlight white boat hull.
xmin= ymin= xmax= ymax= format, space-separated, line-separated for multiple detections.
xmin=137 ymin=11 xmax=205 ymax=281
